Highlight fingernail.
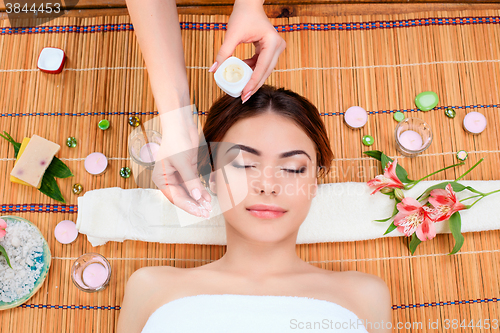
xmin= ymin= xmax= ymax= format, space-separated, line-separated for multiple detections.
xmin=208 ymin=62 xmax=218 ymax=72
xmin=192 ymin=188 xmax=202 ymax=200
xmin=241 ymin=91 xmax=252 ymax=104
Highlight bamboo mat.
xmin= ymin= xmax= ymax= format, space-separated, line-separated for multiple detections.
xmin=1 ymin=9 xmax=500 ymax=332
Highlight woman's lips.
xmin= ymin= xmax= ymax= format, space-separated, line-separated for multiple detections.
xmin=246 ymin=204 xmax=286 ymax=219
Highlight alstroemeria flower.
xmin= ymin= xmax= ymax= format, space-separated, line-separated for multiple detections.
xmin=367 ymin=159 xmax=405 ymax=194
xmin=428 ymin=183 xmax=467 ymax=222
xmin=0 ymin=218 xmax=7 ymax=240
xmin=394 ymin=197 xmax=436 ymax=241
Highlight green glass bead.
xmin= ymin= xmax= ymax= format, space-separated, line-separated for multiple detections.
xmin=393 ymin=112 xmax=405 ymax=122
xmin=120 ymin=167 xmax=131 ymax=178
xmin=72 ymin=183 xmax=83 ymax=195
xmin=362 ymin=135 xmax=374 ymax=146
xmin=98 ymin=119 xmax=110 ymax=130
xmin=415 ymin=91 xmax=439 ymax=111
xmin=66 ymin=137 xmax=77 ymax=148
xmin=445 ymin=107 xmax=456 ymax=118
xmin=128 ymin=116 xmax=141 ymax=127
xmin=456 ymin=150 xmax=468 ymax=161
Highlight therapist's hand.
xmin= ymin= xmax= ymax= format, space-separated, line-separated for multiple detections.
xmin=209 ymin=0 xmax=286 ymax=103
xmin=151 ymin=109 xmax=211 ymax=218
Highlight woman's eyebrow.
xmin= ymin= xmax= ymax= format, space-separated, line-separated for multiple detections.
xmin=225 ymin=144 xmax=311 ymax=160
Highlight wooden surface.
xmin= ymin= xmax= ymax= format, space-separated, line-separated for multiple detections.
xmin=1 ymin=7 xmax=500 ymax=333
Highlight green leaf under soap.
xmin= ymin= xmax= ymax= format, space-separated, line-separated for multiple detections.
xmin=39 ymin=173 xmax=66 ymax=203
xmin=45 ymin=156 xmax=74 ymax=179
xmin=0 ymin=131 xmax=21 ymax=158
xmin=409 ymin=234 xmax=422 ymax=255
xmin=0 ymin=244 xmax=12 ymax=269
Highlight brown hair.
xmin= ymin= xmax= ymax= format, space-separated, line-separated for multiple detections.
xmin=198 ymin=85 xmax=333 ymax=184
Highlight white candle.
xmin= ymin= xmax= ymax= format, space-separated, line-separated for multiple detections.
xmin=398 ymin=130 xmax=423 ymax=151
xmin=54 ymin=220 xmax=78 ymax=244
xmin=463 ymin=112 xmax=487 ymax=134
xmin=344 ymin=106 xmax=368 ymax=129
xmin=82 ymin=263 xmax=109 ymax=288
xmin=139 ymin=143 xmax=160 ymax=163
xmin=84 ymin=152 xmax=108 ymax=175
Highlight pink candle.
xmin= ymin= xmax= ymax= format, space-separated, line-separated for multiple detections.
xmin=139 ymin=143 xmax=160 ymax=163
xmin=398 ymin=130 xmax=423 ymax=151
xmin=82 ymin=263 xmax=108 ymax=288
xmin=344 ymin=106 xmax=368 ymax=129
xmin=54 ymin=220 xmax=78 ymax=244
xmin=84 ymin=152 xmax=108 ymax=175
xmin=463 ymin=112 xmax=487 ymax=134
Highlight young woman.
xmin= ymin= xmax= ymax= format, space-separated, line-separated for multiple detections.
xmin=117 ymin=86 xmax=392 ymax=333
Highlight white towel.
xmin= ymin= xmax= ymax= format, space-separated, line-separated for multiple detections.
xmin=141 ymin=294 xmax=369 ymax=333
xmin=75 ymin=181 xmax=500 ymax=246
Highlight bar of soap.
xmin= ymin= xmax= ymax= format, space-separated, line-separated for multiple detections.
xmin=10 ymin=137 xmax=33 ymax=187
xmin=10 ymin=135 xmax=60 ymax=188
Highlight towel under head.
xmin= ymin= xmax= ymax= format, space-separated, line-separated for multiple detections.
xmin=141 ymin=294 xmax=369 ymax=333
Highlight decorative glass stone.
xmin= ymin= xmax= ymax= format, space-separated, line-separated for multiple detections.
xmin=362 ymin=135 xmax=374 ymax=146
xmin=445 ymin=107 xmax=456 ymax=118
xmin=66 ymin=137 xmax=77 ymax=148
xmin=415 ymin=91 xmax=439 ymax=111
xmin=98 ymin=119 xmax=110 ymax=130
xmin=393 ymin=112 xmax=405 ymax=122
xmin=456 ymin=150 xmax=468 ymax=161
xmin=128 ymin=116 xmax=141 ymax=127
xmin=72 ymin=183 xmax=83 ymax=195
xmin=120 ymin=167 xmax=131 ymax=178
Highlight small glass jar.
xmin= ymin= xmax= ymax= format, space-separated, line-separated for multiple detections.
xmin=128 ymin=130 xmax=162 ymax=169
xmin=71 ymin=253 xmax=111 ymax=293
xmin=395 ymin=118 xmax=433 ymax=157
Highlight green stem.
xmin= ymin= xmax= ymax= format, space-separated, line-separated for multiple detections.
xmin=455 ymin=158 xmax=484 ymax=181
xmin=459 ymin=194 xmax=482 ymax=202
xmin=405 ymin=162 xmax=465 ymax=190
xmin=466 ymin=188 xmax=500 ymax=208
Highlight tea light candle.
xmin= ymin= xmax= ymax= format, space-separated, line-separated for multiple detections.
xmin=54 ymin=220 xmax=78 ymax=244
xmin=344 ymin=106 xmax=368 ymax=129
xmin=84 ymin=152 xmax=108 ymax=175
xmin=139 ymin=142 xmax=160 ymax=163
xmin=398 ymin=130 xmax=423 ymax=151
xmin=463 ymin=112 xmax=487 ymax=134
xmin=82 ymin=263 xmax=108 ymax=289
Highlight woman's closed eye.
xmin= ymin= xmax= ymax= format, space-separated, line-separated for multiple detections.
xmin=231 ymin=162 xmax=257 ymax=169
xmin=281 ymin=166 xmax=307 ymax=174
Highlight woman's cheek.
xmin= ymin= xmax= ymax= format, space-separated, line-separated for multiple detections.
xmin=215 ymin=167 xmax=250 ymax=212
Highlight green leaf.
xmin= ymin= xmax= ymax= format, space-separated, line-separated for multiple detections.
xmin=38 ymin=173 xmax=66 ymax=203
xmin=409 ymin=234 xmax=422 ymax=255
xmin=381 ymin=153 xmax=391 ymax=170
xmin=363 ymin=150 xmax=382 ymax=161
xmin=384 ymin=221 xmax=398 ymax=235
xmin=0 ymin=131 xmax=21 ymax=158
xmin=45 ymin=156 xmax=73 ymax=179
xmin=374 ymin=217 xmax=392 ymax=223
xmin=448 ymin=212 xmax=464 ymax=255
xmin=0 ymin=244 xmax=12 ymax=269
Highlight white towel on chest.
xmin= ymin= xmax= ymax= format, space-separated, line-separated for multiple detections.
xmin=76 ymin=181 xmax=500 ymax=246
xmin=141 ymin=294 xmax=369 ymax=333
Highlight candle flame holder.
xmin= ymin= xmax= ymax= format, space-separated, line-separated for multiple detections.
xmin=394 ymin=118 xmax=433 ymax=157
xmin=71 ymin=253 xmax=111 ymax=293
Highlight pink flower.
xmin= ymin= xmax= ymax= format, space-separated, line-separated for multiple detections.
xmin=428 ymin=183 xmax=467 ymax=222
xmin=367 ymin=159 xmax=405 ymax=194
xmin=394 ymin=197 xmax=436 ymax=241
xmin=0 ymin=218 xmax=6 ymax=240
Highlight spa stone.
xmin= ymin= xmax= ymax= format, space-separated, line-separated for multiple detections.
xmin=98 ymin=119 xmax=110 ymax=130
xmin=72 ymin=183 xmax=83 ymax=195
xmin=456 ymin=150 xmax=468 ymax=161
xmin=362 ymin=135 xmax=374 ymax=146
xmin=445 ymin=107 xmax=456 ymax=118
xmin=393 ymin=112 xmax=405 ymax=122
xmin=415 ymin=91 xmax=439 ymax=111
xmin=120 ymin=167 xmax=131 ymax=178
xmin=66 ymin=137 xmax=77 ymax=148
xmin=128 ymin=116 xmax=141 ymax=127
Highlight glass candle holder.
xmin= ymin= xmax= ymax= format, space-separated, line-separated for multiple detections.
xmin=71 ymin=253 xmax=111 ymax=292
xmin=128 ymin=130 xmax=162 ymax=169
xmin=394 ymin=118 xmax=433 ymax=157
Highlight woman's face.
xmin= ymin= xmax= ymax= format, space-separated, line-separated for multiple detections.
xmin=210 ymin=111 xmax=318 ymax=243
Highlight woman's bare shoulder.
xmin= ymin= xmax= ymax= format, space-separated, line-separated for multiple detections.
xmin=117 ymin=266 xmax=185 ymax=333
xmin=331 ymin=271 xmax=392 ymax=332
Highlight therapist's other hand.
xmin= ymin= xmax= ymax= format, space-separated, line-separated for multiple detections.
xmin=151 ymin=110 xmax=211 ymax=218
xmin=209 ymin=0 xmax=286 ymax=103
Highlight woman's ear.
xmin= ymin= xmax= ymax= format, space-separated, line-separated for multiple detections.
xmin=209 ymin=172 xmax=217 ymax=195
xmin=310 ymin=178 xmax=318 ymax=199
